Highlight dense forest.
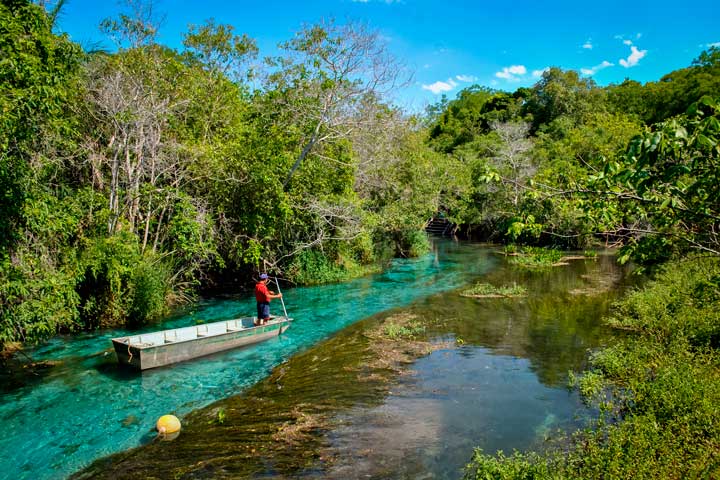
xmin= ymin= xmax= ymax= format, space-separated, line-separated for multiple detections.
xmin=2 ymin=0 xmax=720 ymax=478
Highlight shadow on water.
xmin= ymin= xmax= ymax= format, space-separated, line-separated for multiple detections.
xmin=75 ymin=251 xmax=633 ymax=480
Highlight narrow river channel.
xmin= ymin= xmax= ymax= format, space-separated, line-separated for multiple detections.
xmin=0 ymin=241 xmax=629 ymax=480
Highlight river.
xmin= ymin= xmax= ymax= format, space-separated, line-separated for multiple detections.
xmin=0 ymin=241 xmax=629 ymax=479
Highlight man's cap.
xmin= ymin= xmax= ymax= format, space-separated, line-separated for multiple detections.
xmin=259 ymin=273 xmax=269 ymax=280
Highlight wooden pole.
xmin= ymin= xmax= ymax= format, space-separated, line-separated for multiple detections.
xmin=274 ymin=276 xmax=289 ymax=319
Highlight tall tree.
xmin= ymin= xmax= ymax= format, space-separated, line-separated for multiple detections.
xmin=265 ymin=20 xmax=408 ymax=188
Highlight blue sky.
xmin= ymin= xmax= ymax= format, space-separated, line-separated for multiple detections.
xmin=56 ymin=0 xmax=720 ymax=111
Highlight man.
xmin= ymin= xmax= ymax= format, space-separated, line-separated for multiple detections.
xmin=254 ymin=273 xmax=282 ymax=325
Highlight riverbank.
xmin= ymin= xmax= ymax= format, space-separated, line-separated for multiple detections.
xmin=465 ymin=256 xmax=720 ymax=479
xmin=74 ymin=250 xmax=629 ymax=479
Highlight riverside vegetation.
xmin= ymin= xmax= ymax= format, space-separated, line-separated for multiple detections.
xmin=2 ymin=1 xmax=720 ymax=478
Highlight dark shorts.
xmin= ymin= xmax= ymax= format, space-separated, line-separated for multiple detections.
xmin=257 ymin=302 xmax=270 ymax=320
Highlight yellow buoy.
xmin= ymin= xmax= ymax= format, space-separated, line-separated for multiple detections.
xmin=156 ymin=414 xmax=181 ymax=435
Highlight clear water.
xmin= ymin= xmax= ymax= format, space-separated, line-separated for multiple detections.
xmin=314 ymin=252 xmax=628 ymax=479
xmin=324 ymin=350 xmax=583 ymax=479
xmin=0 ymin=240 xmax=497 ymax=480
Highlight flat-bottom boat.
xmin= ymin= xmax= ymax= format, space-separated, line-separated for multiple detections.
xmin=112 ymin=316 xmax=291 ymax=370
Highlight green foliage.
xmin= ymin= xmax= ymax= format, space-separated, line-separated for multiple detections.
xmin=285 ymin=247 xmax=379 ymax=286
xmin=464 ymin=450 xmax=559 ymax=480
xmin=523 ymin=68 xmax=606 ymax=131
xmin=604 ymin=47 xmax=720 ymax=125
xmin=0 ymin=0 xmax=82 ymax=250
xmin=128 ymin=259 xmax=170 ymax=325
xmin=0 ymin=255 xmax=80 ymax=346
xmin=508 ymin=246 xmax=564 ymax=268
xmin=166 ymin=194 xmax=221 ymax=284
xmin=461 ymin=282 xmax=527 ymax=297
xmin=392 ymin=229 xmax=431 ymax=258
xmin=585 ymin=96 xmax=720 ymax=264
xmin=383 ymin=320 xmax=426 ymax=339
xmin=182 ymin=19 xmax=257 ymax=77
xmin=427 ymin=87 xmax=525 ymax=153
xmin=79 ymin=234 xmax=170 ymax=328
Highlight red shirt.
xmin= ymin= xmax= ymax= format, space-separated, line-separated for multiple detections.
xmin=255 ymin=282 xmax=270 ymax=302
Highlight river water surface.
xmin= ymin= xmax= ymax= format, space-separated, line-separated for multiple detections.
xmin=0 ymin=242 xmax=629 ymax=479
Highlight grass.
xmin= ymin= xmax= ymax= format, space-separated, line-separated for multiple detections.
xmin=461 ymin=282 xmax=527 ymax=298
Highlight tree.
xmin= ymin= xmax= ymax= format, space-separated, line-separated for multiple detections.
xmin=265 ymin=20 xmax=408 ymax=188
xmin=584 ymin=96 xmax=720 ymax=263
xmin=182 ymin=18 xmax=257 ymax=80
xmin=487 ymin=121 xmax=534 ymax=208
xmin=523 ymin=68 xmax=605 ymax=131
xmin=427 ymin=87 xmax=523 ymax=153
xmin=0 ymin=0 xmax=81 ymax=251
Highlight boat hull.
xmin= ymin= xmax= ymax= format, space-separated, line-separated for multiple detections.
xmin=112 ymin=318 xmax=290 ymax=370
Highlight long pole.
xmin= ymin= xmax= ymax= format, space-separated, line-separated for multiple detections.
xmin=274 ymin=276 xmax=289 ymax=319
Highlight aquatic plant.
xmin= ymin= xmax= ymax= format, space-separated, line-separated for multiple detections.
xmin=383 ymin=320 xmax=426 ymax=339
xmin=508 ymin=247 xmax=564 ymax=268
xmin=461 ymin=282 xmax=527 ymax=298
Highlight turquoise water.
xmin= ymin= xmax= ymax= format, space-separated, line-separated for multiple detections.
xmin=0 ymin=241 xmax=497 ymax=480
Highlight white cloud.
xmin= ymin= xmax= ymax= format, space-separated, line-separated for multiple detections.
xmin=532 ymin=67 xmax=549 ymax=78
xmin=615 ymin=33 xmax=641 ymax=44
xmin=456 ymin=74 xmax=478 ymax=82
xmin=619 ymin=46 xmax=647 ymax=67
xmin=582 ymin=40 xmax=593 ymax=49
xmin=421 ymin=78 xmax=458 ymax=94
xmin=580 ymin=60 xmax=614 ymax=75
xmin=707 ymin=42 xmax=720 ymax=48
xmin=495 ymin=65 xmax=526 ymax=80
xmin=423 ymin=63 xmax=431 ymax=69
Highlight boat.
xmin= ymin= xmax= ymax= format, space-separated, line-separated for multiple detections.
xmin=111 ymin=316 xmax=292 ymax=370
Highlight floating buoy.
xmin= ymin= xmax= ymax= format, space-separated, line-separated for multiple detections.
xmin=156 ymin=414 xmax=181 ymax=435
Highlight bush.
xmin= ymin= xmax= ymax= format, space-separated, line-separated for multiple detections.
xmin=128 ymin=258 xmax=170 ymax=326
xmin=393 ymin=228 xmax=430 ymax=258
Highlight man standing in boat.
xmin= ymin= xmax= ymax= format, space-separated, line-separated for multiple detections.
xmin=255 ymin=273 xmax=282 ymax=325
